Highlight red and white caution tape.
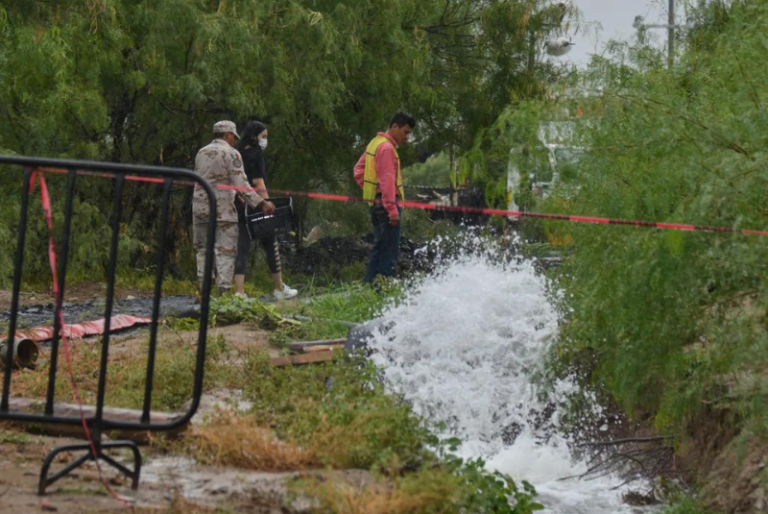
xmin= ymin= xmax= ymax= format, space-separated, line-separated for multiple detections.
xmin=36 ymin=165 xmax=768 ymax=237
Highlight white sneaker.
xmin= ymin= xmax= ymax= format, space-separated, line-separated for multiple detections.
xmin=234 ymin=292 xmax=248 ymax=299
xmin=273 ymin=284 xmax=298 ymax=301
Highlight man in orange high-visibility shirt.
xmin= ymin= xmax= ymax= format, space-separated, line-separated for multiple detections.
xmin=354 ymin=112 xmax=415 ymax=284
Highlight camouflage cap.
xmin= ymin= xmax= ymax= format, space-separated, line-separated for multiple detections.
xmin=213 ymin=120 xmax=240 ymax=139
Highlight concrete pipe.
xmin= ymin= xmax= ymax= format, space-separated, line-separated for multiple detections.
xmin=0 ymin=337 xmax=40 ymax=370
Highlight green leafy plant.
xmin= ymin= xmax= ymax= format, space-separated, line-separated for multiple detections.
xmin=209 ymin=295 xmax=282 ymax=326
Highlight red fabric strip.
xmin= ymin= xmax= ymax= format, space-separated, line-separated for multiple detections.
xmin=4 ymin=314 xmax=152 ymax=343
xmin=34 ymin=168 xmax=768 ymax=238
xmin=29 ymin=170 xmax=130 ymax=506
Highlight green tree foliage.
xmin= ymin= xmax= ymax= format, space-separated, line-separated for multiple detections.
xmin=0 ymin=0 xmax=574 ymax=285
xmin=486 ymin=0 xmax=768 ymax=437
xmin=404 ymin=152 xmax=451 ymax=186
xmin=462 ymin=100 xmax=554 ymax=209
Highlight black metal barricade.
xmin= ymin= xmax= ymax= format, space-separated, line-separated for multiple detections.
xmin=0 ymin=156 xmax=217 ymax=495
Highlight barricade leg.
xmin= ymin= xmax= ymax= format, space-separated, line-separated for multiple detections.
xmin=38 ymin=440 xmax=142 ymax=495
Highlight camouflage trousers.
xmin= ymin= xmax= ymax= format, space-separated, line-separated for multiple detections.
xmin=193 ymin=221 xmax=239 ymax=292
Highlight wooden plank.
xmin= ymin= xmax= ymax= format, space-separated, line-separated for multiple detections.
xmin=288 ymin=338 xmax=346 ymax=353
xmin=270 ymin=351 xmax=337 ymax=367
xmin=303 ymin=345 xmax=344 ymax=354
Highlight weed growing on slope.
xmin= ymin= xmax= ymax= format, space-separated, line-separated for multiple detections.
xmin=189 ymin=412 xmax=315 ymax=471
xmin=241 ymin=351 xmax=432 ymax=470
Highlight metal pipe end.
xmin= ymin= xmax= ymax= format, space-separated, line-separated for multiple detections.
xmin=0 ymin=337 xmax=41 ymax=370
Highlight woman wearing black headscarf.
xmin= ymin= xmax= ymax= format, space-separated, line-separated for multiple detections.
xmin=234 ymin=121 xmax=297 ymax=300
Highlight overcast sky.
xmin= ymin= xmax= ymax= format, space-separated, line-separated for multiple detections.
xmin=563 ymin=0 xmax=678 ymax=67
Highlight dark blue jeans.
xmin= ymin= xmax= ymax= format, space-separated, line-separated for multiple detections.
xmin=364 ymin=205 xmax=402 ymax=284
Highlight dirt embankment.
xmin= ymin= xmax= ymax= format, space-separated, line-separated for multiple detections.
xmin=603 ymin=403 xmax=768 ymax=512
xmin=700 ymin=436 xmax=768 ymax=513
xmin=673 ymin=407 xmax=768 ymax=514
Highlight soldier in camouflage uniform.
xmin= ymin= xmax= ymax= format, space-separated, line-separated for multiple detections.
xmin=193 ymin=120 xmax=275 ymax=293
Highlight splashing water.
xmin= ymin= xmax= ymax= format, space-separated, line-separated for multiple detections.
xmin=368 ymin=252 xmax=647 ymax=514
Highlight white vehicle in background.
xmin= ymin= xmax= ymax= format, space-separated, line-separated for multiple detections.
xmin=507 ymin=119 xmax=586 ymax=215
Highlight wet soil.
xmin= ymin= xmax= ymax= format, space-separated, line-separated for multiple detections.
xmin=672 ymin=407 xmax=768 ymax=514
xmin=0 ymin=283 xmax=153 ymax=312
xmin=700 ymin=436 xmax=768 ymax=514
xmin=0 ymin=295 xmax=200 ymax=331
xmin=0 ymin=428 xmax=320 ymax=514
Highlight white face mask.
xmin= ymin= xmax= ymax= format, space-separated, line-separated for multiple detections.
xmin=258 ymin=138 xmax=268 ymax=150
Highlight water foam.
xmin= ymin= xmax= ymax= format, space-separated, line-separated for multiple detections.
xmin=368 ymin=253 xmax=646 ymax=514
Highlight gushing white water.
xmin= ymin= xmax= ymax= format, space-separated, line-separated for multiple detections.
xmin=368 ymin=254 xmax=645 ymax=514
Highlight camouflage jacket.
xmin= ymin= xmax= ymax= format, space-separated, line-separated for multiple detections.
xmin=192 ymin=139 xmax=264 ymax=223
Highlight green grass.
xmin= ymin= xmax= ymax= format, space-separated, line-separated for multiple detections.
xmin=12 ymin=325 xmax=252 ymax=413
xmin=115 ymin=272 xmax=198 ymax=296
xmin=0 ymin=431 xmax=32 ymax=444
xmin=242 ymin=350 xmax=434 ymax=469
xmin=661 ymin=498 xmax=715 ymax=514
xmin=270 ymin=280 xmax=404 ymax=343
xmin=205 ymin=276 xmax=404 ymax=344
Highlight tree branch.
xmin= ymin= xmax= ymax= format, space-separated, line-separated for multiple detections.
xmin=578 ymin=436 xmax=671 ymax=447
xmin=614 ymin=93 xmax=751 ymax=158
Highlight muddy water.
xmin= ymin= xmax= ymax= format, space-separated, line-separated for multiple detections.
xmin=0 ymin=295 xmax=200 ymax=329
xmin=141 ymin=456 xmax=298 ymax=502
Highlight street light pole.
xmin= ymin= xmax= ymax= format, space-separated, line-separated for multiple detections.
xmin=668 ymin=0 xmax=675 ymax=68
xmin=639 ymin=0 xmax=680 ymax=68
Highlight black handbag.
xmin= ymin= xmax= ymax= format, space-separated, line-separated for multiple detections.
xmin=245 ymin=197 xmax=295 ymax=240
